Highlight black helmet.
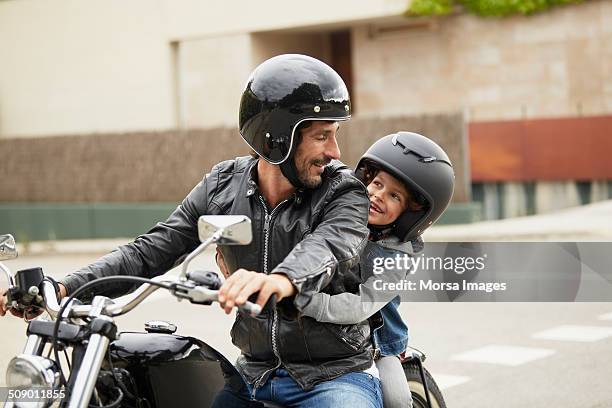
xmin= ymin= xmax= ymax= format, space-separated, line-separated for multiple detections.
xmin=239 ymin=54 xmax=351 ymax=187
xmin=357 ymin=132 xmax=455 ymax=241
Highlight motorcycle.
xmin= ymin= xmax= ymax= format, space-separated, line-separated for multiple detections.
xmin=400 ymin=350 xmax=445 ymax=408
xmin=0 ymin=215 xmax=446 ymax=408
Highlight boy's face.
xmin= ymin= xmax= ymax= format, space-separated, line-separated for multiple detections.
xmin=367 ymin=171 xmax=409 ymax=226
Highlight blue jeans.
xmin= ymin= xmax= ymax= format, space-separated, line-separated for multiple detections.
xmin=375 ymin=296 xmax=409 ymax=357
xmin=213 ymin=368 xmax=382 ymax=407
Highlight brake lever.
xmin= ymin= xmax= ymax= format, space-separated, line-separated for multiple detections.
xmin=170 ymin=282 xmax=262 ymax=316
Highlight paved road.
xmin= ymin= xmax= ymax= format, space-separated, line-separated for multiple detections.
xmin=1 ymin=250 xmax=611 ymax=407
xmin=404 ymin=302 xmax=612 ymax=408
xmin=426 ymin=199 xmax=612 ymax=242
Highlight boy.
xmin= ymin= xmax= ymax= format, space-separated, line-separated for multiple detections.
xmin=301 ymin=131 xmax=455 ymax=407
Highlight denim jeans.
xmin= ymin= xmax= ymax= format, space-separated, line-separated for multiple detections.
xmin=213 ymin=368 xmax=383 ymax=407
xmin=374 ymin=296 xmax=409 ymax=356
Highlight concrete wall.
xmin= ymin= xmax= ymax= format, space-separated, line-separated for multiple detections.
xmin=0 ymin=0 xmax=407 ymax=138
xmin=177 ymin=34 xmax=253 ymax=129
xmin=250 ymin=32 xmax=333 ymax=69
xmin=160 ymin=0 xmax=408 ymax=40
xmin=0 ymin=0 xmax=176 ymax=137
xmin=3 ymin=0 xmax=611 ymax=137
xmin=351 ymin=0 xmax=612 ymax=121
xmin=176 ymin=31 xmax=335 ymax=129
xmin=4 ymin=0 xmax=610 ymax=138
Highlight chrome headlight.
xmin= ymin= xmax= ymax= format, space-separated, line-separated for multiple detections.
xmin=6 ymin=355 xmax=60 ymax=408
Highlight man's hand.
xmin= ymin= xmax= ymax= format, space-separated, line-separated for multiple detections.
xmin=0 ymin=288 xmax=13 ymax=317
xmin=215 ymin=247 xmax=230 ymax=279
xmin=0 ymin=287 xmax=38 ymax=319
xmin=217 ymin=269 xmax=296 ymax=314
xmin=0 ymin=283 xmax=67 ymax=318
xmin=60 ymin=283 xmax=67 ymax=298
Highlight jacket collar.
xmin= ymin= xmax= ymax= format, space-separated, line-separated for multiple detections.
xmin=245 ymin=159 xmax=258 ymax=198
xmin=376 ymin=234 xmax=424 ymax=255
xmin=244 ymin=158 xmax=305 ymax=204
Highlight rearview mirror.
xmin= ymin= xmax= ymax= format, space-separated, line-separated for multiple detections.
xmin=180 ymin=216 xmax=252 ymax=280
xmin=198 ymin=215 xmax=252 ymax=245
xmin=0 ymin=234 xmax=18 ymax=261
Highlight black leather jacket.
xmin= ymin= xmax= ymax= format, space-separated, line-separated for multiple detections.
xmin=62 ymin=156 xmax=373 ymax=391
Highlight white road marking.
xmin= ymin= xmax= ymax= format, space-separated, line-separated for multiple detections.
xmin=598 ymin=312 xmax=612 ymax=321
xmin=432 ymin=374 xmax=471 ymax=390
xmin=532 ymin=325 xmax=612 ymax=342
xmin=451 ymin=345 xmax=555 ymax=366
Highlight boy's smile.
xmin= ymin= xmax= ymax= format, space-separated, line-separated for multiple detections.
xmin=367 ymin=171 xmax=409 ymax=226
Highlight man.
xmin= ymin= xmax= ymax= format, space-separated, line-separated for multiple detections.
xmin=1 ymin=54 xmax=381 ymax=407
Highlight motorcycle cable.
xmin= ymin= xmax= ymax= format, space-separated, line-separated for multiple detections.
xmin=102 ymin=344 xmax=143 ymax=407
xmin=88 ymin=387 xmax=123 ymax=408
xmin=23 ymin=304 xmax=45 ymax=322
xmin=64 ymin=348 xmax=71 ymax=370
xmin=51 ymin=276 xmax=173 ymax=392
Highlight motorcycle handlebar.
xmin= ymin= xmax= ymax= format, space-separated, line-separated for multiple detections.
xmin=40 ymin=280 xmax=62 ymax=318
xmin=43 ymin=276 xmax=261 ymax=320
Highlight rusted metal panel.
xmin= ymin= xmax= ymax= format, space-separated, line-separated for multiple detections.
xmin=469 ymin=115 xmax=612 ymax=182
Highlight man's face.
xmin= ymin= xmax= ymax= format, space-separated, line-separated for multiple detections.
xmin=293 ymin=121 xmax=341 ymax=188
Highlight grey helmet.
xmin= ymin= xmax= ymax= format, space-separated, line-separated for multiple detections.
xmin=357 ymin=132 xmax=455 ymax=241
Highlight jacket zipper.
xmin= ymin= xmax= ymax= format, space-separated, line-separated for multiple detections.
xmin=290 ymin=262 xmax=334 ymax=284
xmin=251 ymin=195 xmax=289 ymax=399
xmin=333 ymin=326 xmax=361 ymax=351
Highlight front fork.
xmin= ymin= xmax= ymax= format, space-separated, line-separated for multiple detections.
xmin=4 ymin=296 xmax=119 ymax=408
xmin=65 ymin=309 xmax=118 ymax=408
xmin=66 ymin=331 xmax=111 ymax=408
xmin=23 ymin=334 xmax=44 ymax=355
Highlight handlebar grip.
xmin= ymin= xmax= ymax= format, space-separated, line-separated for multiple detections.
xmin=238 ymin=301 xmax=262 ymax=316
xmin=7 ymin=267 xmax=46 ymax=310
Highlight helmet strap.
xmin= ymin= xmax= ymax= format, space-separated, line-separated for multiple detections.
xmin=395 ymin=210 xmax=427 ymax=241
xmin=280 ymin=129 xmax=305 ymax=189
xmin=367 ymin=223 xmax=395 ymax=241
xmin=280 ymin=159 xmax=305 ymax=189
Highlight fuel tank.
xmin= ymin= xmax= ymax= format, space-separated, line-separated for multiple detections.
xmin=104 ymin=331 xmax=252 ymax=408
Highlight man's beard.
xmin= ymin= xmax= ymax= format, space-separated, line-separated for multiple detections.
xmin=297 ymin=158 xmax=329 ymax=189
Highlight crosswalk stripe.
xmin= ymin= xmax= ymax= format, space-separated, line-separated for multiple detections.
xmin=431 ymin=374 xmax=471 ymax=390
xmin=598 ymin=312 xmax=612 ymax=321
xmin=532 ymin=325 xmax=612 ymax=342
xmin=451 ymin=344 xmax=555 ymax=366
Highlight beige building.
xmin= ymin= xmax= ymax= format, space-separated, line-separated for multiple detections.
xmin=1 ymin=0 xmax=611 ymax=239
xmin=1 ymin=0 xmax=611 ymax=138
xmin=0 ymin=0 xmax=407 ymax=137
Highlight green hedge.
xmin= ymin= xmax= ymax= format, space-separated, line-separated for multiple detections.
xmin=0 ymin=203 xmax=178 ymax=242
xmin=407 ymin=0 xmax=584 ymax=17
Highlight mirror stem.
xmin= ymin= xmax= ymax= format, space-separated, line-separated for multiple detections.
xmin=0 ymin=261 xmax=15 ymax=288
xmin=179 ymin=229 xmax=224 ymax=281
